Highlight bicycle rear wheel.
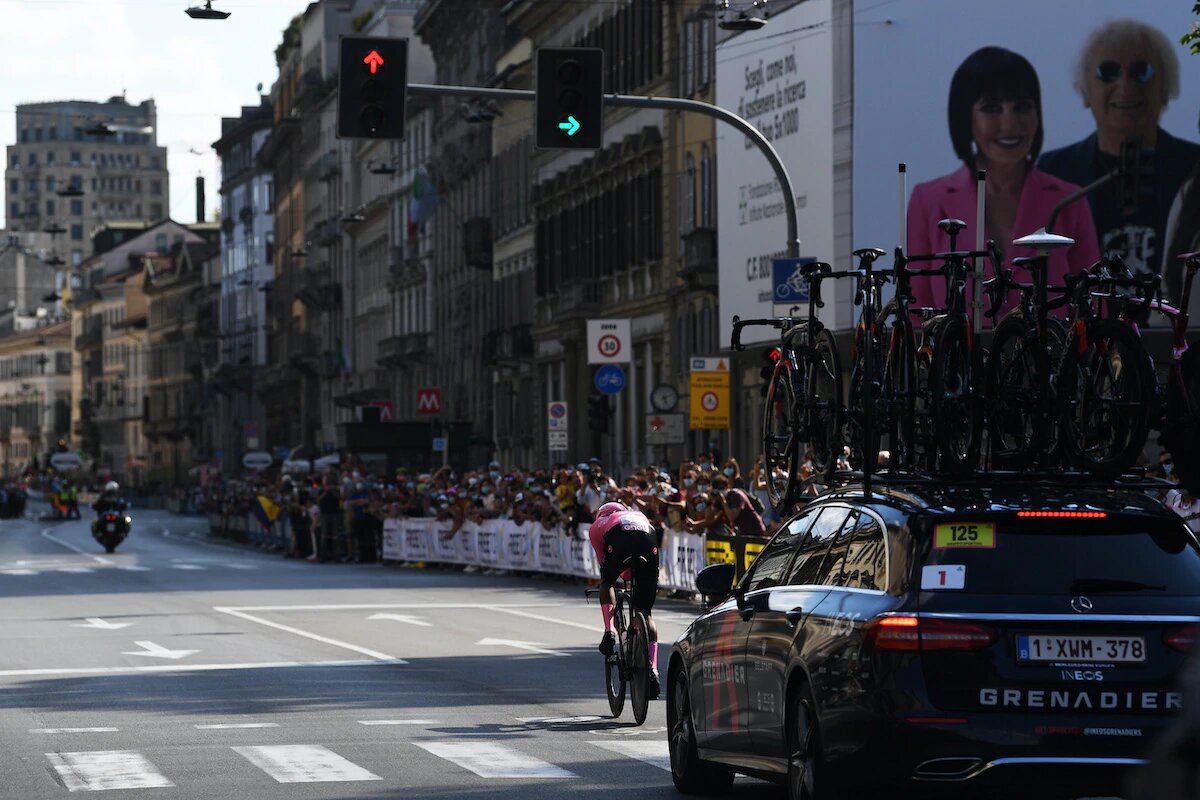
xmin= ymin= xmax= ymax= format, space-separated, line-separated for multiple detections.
xmin=884 ymin=324 xmax=916 ymax=469
xmin=762 ymin=361 xmax=801 ymax=515
xmin=605 ymin=655 xmax=626 ymax=718
xmin=628 ymin=612 xmax=651 ymax=726
xmin=1059 ymin=318 xmax=1155 ymax=477
xmin=1161 ymin=342 xmax=1200 ymax=492
xmin=931 ymin=318 xmax=984 ymax=473
xmin=806 ymin=329 xmax=843 ymax=481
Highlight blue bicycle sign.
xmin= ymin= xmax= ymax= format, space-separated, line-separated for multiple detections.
xmin=594 ymin=364 xmax=626 ymax=395
xmin=773 ymin=257 xmax=816 ymax=303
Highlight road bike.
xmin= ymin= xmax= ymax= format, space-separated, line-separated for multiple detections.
xmin=586 ymin=557 xmax=653 ymax=725
xmin=733 ymin=262 xmax=843 ymax=514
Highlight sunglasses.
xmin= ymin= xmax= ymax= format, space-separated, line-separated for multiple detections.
xmin=1095 ymin=60 xmax=1154 ymax=84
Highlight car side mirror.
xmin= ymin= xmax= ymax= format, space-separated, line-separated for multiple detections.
xmin=695 ymin=562 xmax=737 ymax=607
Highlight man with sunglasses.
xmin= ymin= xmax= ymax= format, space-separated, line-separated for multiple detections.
xmin=1038 ymin=19 xmax=1200 ymax=284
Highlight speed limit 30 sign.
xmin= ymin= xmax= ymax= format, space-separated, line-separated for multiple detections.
xmin=587 ymin=319 xmax=631 ymax=364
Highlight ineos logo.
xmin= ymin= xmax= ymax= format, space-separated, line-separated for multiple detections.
xmin=1070 ymin=596 xmax=1094 ymax=614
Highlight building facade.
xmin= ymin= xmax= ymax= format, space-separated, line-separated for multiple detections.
xmin=211 ymin=98 xmax=274 ymax=473
xmin=4 ymin=97 xmax=169 ymax=266
xmin=0 ymin=319 xmax=71 ymax=476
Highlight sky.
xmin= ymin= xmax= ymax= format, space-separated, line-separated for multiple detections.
xmin=0 ymin=0 xmax=306 ymax=229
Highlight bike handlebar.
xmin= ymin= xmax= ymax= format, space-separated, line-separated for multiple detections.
xmin=730 ymin=314 xmax=796 ymax=351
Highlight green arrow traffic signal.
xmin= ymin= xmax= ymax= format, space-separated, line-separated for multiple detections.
xmin=558 ymin=115 xmax=580 ymax=136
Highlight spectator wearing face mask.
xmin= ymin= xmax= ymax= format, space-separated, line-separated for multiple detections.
xmin=723 ymin=486 xmax=767 ymax=538
xmin=685 ymin=491 xmax=729 ymax=535
xmin=721 ymin=458 xmax=747 ymax=490
xmin=679 ymin=467 xmax=700 ymax=499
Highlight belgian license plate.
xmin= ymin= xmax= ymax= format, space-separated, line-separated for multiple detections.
xmin=1017 ymin=634 xmax=1146 ymax=663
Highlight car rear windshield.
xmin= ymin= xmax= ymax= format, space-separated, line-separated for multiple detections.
xmin=920 ymin=520 xmax=1200 ymax=596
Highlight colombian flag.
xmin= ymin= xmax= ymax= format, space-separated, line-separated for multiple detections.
xmin=254 ymin=495 xmax=281 ymax=532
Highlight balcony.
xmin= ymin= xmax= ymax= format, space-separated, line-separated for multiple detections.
xmin=482 ymin=324 xmax=533 ymax=365
xmin=296 ymin=268 xmax=342 ymax=311
xmin=335 ymin=367 xmax=391 ymax=407
xmin=74 ymin=317 xmax=103 ymax=351
xmin=376 ymin=332 xmax=431 ymax=368
xmin=679 ymin=226 xmax=718 ymax=290
xmin=312 ymin=217 xmax=341 ymax=247
xmin=388 ymin=247 xmax=425 ymax=288
xmin=319 ymin=150 xmax=340 ymax=181
xmin=556 ymin=281 xmax=602 ymax=316
xmin=463 ymin=216 xmax=492 ymax=268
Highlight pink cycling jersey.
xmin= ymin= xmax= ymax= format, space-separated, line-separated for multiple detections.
xmin=588 ymin=508 xmax=653 ymax=566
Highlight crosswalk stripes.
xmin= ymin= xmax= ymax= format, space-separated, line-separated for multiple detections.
xmin=415 ymin=741 xmax=576 ymax=778
xmin=38 ymin=738 xmax=673 ymax=790
xmin=232 ymin=745 xmax=382 ymax=783
xmin=46 ymin=750 xmax=174 ymax=791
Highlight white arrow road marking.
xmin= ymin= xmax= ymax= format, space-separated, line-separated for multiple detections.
xmin=416 ymin=741 xmax=575 ymax=778
xmin=367 ymin=613 xmax=432 ymax=627
xmin=73 ymin=618 xmax=133 ymax=631
xmin=46 ymin=751 xmax=174 ymax=791
xmin=233 ymin=745 xmax=382 ymax=783
xmin=588 ymin=740 xmax=672 ymax=771
xmin=122 ymin=641 xmax=199 ymax=660
xmin=476 ymin=638 xmax=570 ymax=657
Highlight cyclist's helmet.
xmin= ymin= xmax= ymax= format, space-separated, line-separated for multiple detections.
xmin=104 ymin=481 xmax=119 ymax=493
xmin=595 ymin=502 xmax=626 ymax=520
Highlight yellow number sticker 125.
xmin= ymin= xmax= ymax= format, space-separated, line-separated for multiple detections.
xmin=934 ymin=522 xmax=996 ymax=549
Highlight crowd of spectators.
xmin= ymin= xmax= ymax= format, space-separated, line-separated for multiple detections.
xmin=189 ymin=452 xmax=776 ymax=564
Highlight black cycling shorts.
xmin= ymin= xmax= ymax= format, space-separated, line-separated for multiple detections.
xmin=600 ymin=523 xmax=660 ymax=614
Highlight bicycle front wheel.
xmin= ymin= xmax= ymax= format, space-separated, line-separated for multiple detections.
xmin=806 ymin=329 xmax=844 ymax=481
xmin=931 ymin=318 xmax=984 ymax=473
xmin=762 ymin=361 xmax=801 ymax=515
xmin=1059 ymin=318 xmax=1155 ymax=477
xmin=628 ymin=612 xmax=651 ymax=726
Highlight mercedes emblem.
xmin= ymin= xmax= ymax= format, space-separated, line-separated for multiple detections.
xmin=1070 ymin=596 xmax=1094 ymax=613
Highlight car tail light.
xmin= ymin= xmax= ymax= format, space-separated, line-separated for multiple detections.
xmin=866 ymin=615 xmax=994 ymax=652
xmin=1016 ymin=511 xmax=1107 ymax=519
xmin=1164 ymin=625 xmax=1197 ymax=653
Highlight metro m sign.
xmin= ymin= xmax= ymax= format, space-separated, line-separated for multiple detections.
xmin=416 ymin=387 xmax=442 ymax=415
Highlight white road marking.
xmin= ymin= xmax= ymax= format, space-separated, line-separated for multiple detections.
xmin=589 ymin=740 xmax=672 ymax=771
xmin=115 ymin=565 xmax=151 ymax=572
xmin=233 ymin=744 xmax=382 ymax=783
xmin=357 ymin=719 xmax=440 ymax=726
xmin=30 ymin=728 xmax=119 ymax=734
xmin=476 ymin=637 xmax=569 ymax=657
xmin=1 ymin=569 xmax=38 ymax=576
xmin=56 ymin=567 xmax=94 ymax=574
xmin=122 ymin=641 xmax=199 ymax=660
xmin=489 ymin=606 xmax=603 ymax=632
xmin=171 ymin=564 xmax=205 ymax=571
xmin=46 ymin=750 xmax=174 ymax=791
xmin=0 ymin=658 xmax=402 ymax=678
xmin=41 ymin=529 xmax=113 ymax=566
xmin=214 ymin=607 xmax=404 ymax=663
xmin=222 ymin=602 xmax=563 ymax=612
xmin=195 ymin=722 xmax=279 ymax=730
xmin=73 ymin=618 xmax=132 ymax=631
xmin=517 ymin=715 xmax=605 ymax=724
xmin=367 ymin=612 xmax=432 ymax=627
xmin=225 ymin=563 xmax=259 ymax=570
xmin=416 ymin=741 xmax=575 ymax=778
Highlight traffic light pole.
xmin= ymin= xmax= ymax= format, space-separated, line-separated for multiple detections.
xmin=407 ymin=83 xmax=800 ymax=259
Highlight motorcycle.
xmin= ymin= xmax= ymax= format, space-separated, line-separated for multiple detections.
xmin=92 ymin=510 xmax=130 ymax=553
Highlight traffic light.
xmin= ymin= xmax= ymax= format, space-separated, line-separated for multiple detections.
xmin=759 ymin=347 xmax=781 ymax=397
xmin=338 ymin=35 xmax=407 ymax=140
xmin=587 ymin=392 xmax=610 ymax=434
xmin=536 ymin=47 xmax=604 ymax=150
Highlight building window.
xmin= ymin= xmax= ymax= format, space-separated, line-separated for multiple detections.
xmin=700 ymin=145 xmax=712 ymax=227
xmin=72 ymin=250 xmax=82 ymax=267
xmin=150 ymin=180 xmax=162 ymax=196
xmin=46 ymin=176 xmax=56 ymax=192
xmin=699 ymin=19 xmax=711 ymax=89
xmin=683 ymin=24 xmax=694 ymax=97
xmin=46 ymin=151 xmax=55 ymax=165
xmin=685 ymin=154 xmax=696 ymax=233
xmin=9 ymin=202 xmax=18 ymax=219
xmin=9 ymin=155 xmax=16 ymax=168
xmin=70 ymin=199 xmax=82 ymax=216
xmin=8 ymin=179 xmax=16 ymax=194
xmin=27 ymin=153 xmax=36 ymax=166
xmin=46 ymin=199 xmax=55 ymax=217
xmin=28 ymin=179 xmax=38 ymax=192
xmin=70 ymin=224 xmax=82 ymax=241
xmin=69 ymin=151 xmax=81 ymax=166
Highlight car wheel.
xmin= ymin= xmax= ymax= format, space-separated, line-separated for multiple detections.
xmin=668 ymin=665 xmax=734 ymax=794
xmin=788 ymin=685 xmax=825 ymax=800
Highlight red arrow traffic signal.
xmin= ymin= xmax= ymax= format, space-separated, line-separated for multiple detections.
xmin=364 ymin=50 xmax=384 ymax=74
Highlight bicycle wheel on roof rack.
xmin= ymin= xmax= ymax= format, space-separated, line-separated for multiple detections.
xmin=1059 ymin=318 xmax=1155 ymax=478
xmin=806 ymin=329 xmax=843 ymax=482
xmin=762 ymin=360 xmax=801 ymax=515
xmin=931 ymin=318 xmax=984 ymax=473
xmin=1160 ymin=339 xmax=1200 ymax=492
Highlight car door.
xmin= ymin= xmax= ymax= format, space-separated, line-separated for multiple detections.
xmin=746 ymin=505 xmax=853 ymax=758
xmin=693 ymin=508 xmax=819 ymax=753
xmin=805 ymin=509 xmax=902 ymax=750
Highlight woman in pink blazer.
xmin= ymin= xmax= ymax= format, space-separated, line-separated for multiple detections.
xmin=907 ymin=46 xmax=1100 ymax=323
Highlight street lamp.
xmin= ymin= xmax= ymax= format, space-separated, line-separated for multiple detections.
xmin=185 ymin=1 xmax=230 ymax=19
xmin=717 ymin=0 xmax=768 ymax=30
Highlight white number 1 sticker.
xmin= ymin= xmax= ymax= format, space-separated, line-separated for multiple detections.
xmin=921 ymin=564 xmax=965 ymax=590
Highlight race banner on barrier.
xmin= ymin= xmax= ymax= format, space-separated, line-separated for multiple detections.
xmin=373 ymin=517 xmax=770 ymax=592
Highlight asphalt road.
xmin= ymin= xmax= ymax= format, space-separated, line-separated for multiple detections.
xmin=0 ymin=504 xmax=779 ymax=799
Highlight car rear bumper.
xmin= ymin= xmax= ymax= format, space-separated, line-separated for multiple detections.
xmin=902 ymin=756 xmax=1142 ymax=798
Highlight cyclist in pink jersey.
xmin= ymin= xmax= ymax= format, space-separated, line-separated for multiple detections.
xmin=589 ymin=501 xmax=662 ymax=698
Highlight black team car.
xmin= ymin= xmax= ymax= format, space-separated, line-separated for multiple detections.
xmin=666 ymin=481 xmax=1200 ymax=799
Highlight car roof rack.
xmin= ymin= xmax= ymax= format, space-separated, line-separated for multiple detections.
xmin=819 ymin=467 xmax=1176 ymax=495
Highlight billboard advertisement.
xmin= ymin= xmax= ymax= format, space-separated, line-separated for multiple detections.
xmin=854 ymin=0 xmax=1200 ymax=319
xmin=716 ymin=0 xmax=834 ymax=346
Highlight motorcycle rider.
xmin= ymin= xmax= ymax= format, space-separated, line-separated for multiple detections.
xmin=91 ymin=480 xmax=128 ymax=535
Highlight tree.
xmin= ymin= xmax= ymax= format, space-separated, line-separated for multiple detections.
xmin=1184 ymin=3 xmax=1200 ymax=55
